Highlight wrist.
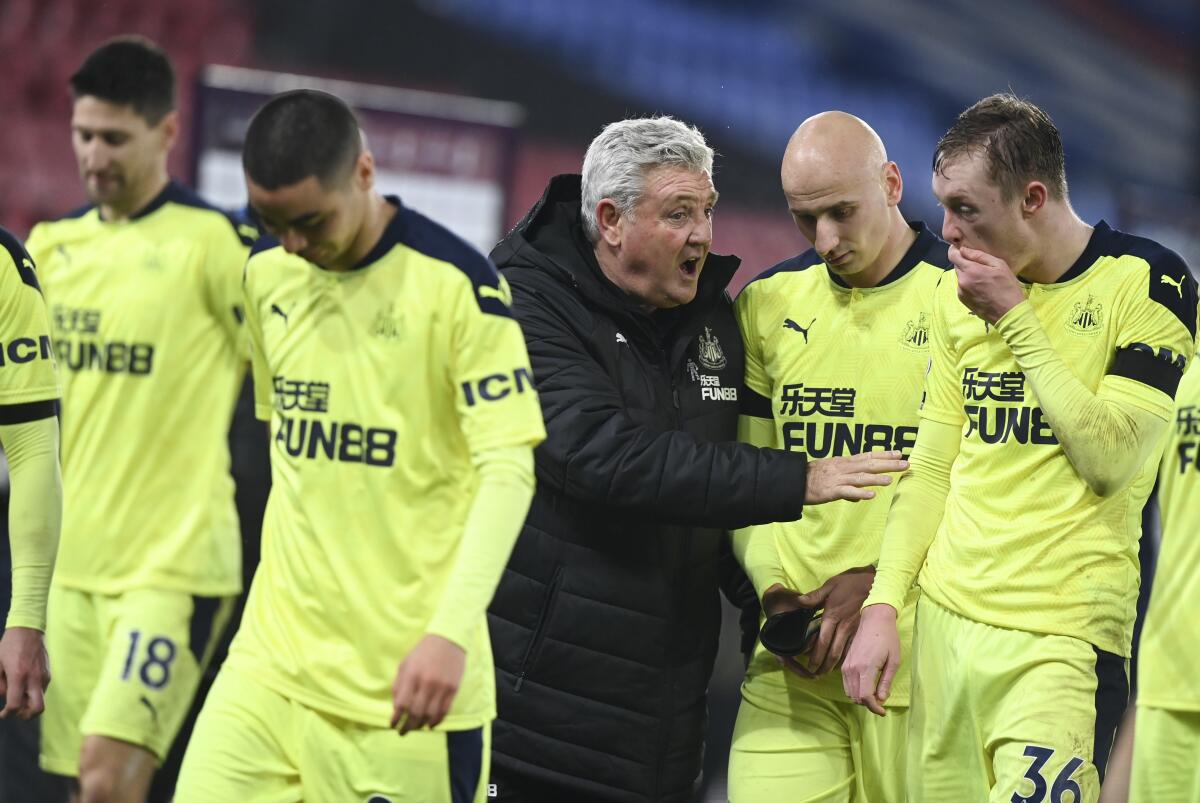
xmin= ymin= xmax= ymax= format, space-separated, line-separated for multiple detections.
xmin=862 ymin=603 xmax=898 ymax=621
xmin=995 ymin=298 xmax=1035 ymax=334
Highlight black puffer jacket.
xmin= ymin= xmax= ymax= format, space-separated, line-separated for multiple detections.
xmin=487 ymin=175 xmax=808 ymax=802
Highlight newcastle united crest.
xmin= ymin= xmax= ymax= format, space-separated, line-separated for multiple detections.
xmin=698 ymin=326 xmax=727 ymax=370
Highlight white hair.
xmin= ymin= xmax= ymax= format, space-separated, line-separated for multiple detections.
xmin=580 ymin=116 xmax=714 ymax=242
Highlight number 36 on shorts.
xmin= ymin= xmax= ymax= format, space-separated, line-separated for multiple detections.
xmin=1011 ymin=745 xmax=1086 ymax=803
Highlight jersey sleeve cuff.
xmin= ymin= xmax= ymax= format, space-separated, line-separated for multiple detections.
xmin=424 ymin=622 xmax=471 ymax=653
xmin=994 ymin=298 xmax=1038 ymax=338
xmin=864 ymin=578 xmax=908 ymax=613
xmin=3 ymin=612 xmax=46 ymax=632
xmin=862 ymin=593 xmax=903 ymax=614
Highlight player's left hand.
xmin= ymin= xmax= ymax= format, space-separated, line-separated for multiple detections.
xmin=795 ymin=566 xmax=876 ymax=676
xmin=949 ymin=244 xmax=1026 ymax=324
xmin=390 ymin=634 xmax=466 ymax=735
xmin=0 ymin=626 xmax=51 ymax=720
xmin=842 ymin=603 xmax=900 ymax=717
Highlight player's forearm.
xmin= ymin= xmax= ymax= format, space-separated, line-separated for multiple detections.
xmin=730 ymin=525 xmax=788 ymax=600
xmin=0 ymin=416 xmax=62 ymax=631
xmin=997 ymin=302 xmax=1169 ymax=496
xmin=865 ymin=418 xmax=957 ymax=611
xmin=730 ymin=412 xmax=789 ymax=597
xmin=426 ymin=445 xmax=535 ymax=650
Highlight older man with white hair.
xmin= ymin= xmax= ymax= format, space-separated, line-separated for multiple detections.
xmin=486 ymin=116 xmax=906 ymax=803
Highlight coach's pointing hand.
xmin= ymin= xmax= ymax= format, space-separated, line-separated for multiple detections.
xmin=391 ymin=634 xmax=466 ymax=735
xmin=805 ymin=451 xmax=908 ymax=504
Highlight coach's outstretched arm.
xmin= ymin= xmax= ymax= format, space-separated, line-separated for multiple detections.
xmin=0 ymin=414 xmax=62 ymax=720
xmin=516 ymin=285 xmax=906 ymax=531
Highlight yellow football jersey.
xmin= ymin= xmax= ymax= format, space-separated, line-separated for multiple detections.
xmin=228 ymin=198 xmax=546 ymax=729
xmin=735 ymin=223 xmax=948 ymax=706
xmin=0 ymin=227 xmax=59 ymax=409
xmin=915 ymin=222 xmax=1197 ymax=656
xmin=1139 ymin=357 xmax=1200 ymax=711
xmin=25 ymin=182 xmax=253 ymax=596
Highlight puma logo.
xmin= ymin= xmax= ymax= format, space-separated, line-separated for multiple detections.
xmin=1160 ymin=274 xmax=1184 ymax=298
xmin=139 ymin=695 xmax=158 ymax=724
xmin=477 ymin=283 xmax=511 ymax=305
xmin=783 ymin=317 xmax=816 ymax=343
xmin=270 ymin=303 xmax=290 ymax=324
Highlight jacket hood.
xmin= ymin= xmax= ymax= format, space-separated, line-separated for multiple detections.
xmin=491 ymin=174 xmax=740 ymax=315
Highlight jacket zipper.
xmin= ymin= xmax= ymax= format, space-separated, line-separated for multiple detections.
xmin=513 ymin=566 xmax=565 ymax=692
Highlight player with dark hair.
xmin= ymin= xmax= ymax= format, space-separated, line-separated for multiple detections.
xmin=239 ymin=92 xmax=361 ymax=191
xmin=0 ymin=227 xmax=62 ymax=723
xmin=843 ymin=93 xmax=1198 ymax=801
xmin=68 ymin=36 xmax=175 ymax=125
xmin=28 ymin=36 xmax=254 ymax=803
xmin=174 ymin=89 xmax=545 ymax=802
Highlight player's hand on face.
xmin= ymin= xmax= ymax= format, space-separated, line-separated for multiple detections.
xmin=841 ymin=604 xmax=900 ymax=717
xmin=805 ymin=451 xmax=908 ymax=504
xmin=390 ymin=634 xmax=467 ymax=735
xmin=795 ymin=566 xmax=876 ymax=676
xmin=949 ymin=245 xmax=1026 ymax=324
xmin=0 ymin=627 xmax=51 ymax=720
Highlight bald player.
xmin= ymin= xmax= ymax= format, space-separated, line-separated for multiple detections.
xmin=728 ymin=112 xmax=949 ymax=802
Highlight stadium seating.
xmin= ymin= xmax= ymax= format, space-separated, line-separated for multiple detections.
xmin=0 ymin=0 xmax=253 ymax=236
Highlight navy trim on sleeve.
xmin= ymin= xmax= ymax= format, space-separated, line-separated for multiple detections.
xmin=249 ymin=234 xmax=282 ymax=259
xmin=742 ymin=249 xmax=825 ymax=292
xmin=130 ymin=181 xmax=258 ymax=246
xmin=0 ymin=399 xmax=59 ymax=425
xmin=1057 ymin=220 xmax=1196 ymax=337
xmin=387 ymin=196 xmax=513 ymax=318
xmin=0 ymin=225 xmax=40 ymax=292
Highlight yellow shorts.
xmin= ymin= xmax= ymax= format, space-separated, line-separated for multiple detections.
xmin=1130 ymin=705 xmax=1200 ymax=802
xmin=40 ymin=585 xmax=234 ymax=776
xmin=175 ymin=663 xmax=490 ymax=803
xmin=727 ymin=683 xmax=908 ymax=803
xmin=909 ymin=596 xmax=1128 ymax=803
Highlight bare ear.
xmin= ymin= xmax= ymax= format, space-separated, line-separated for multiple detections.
xmin=1021 ymin=181 xmax=1048 ymax=217
xmin=158 ymin=110 xmax=180 ymax=151
xmin=882 ymin=162 xmax=903 ymax=206
xmin=596 ymin=199 xmax=623 ymax=247
xmin=354 ymin=149 xmax=376 ymax=191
